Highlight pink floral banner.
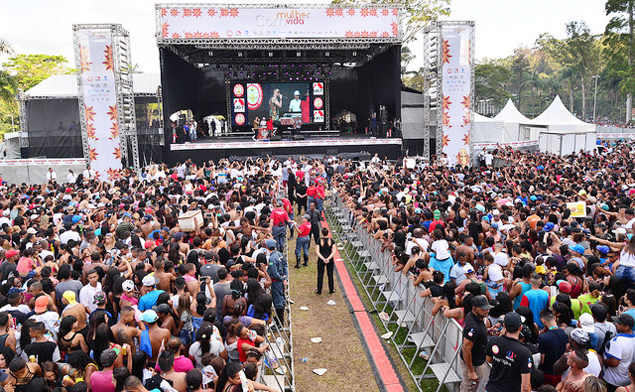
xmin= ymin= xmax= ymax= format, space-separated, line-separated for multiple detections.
xmin=75 ymin=29 xmax=122 ymax=181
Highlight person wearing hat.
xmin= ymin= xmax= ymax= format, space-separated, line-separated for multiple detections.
xmin=90 ymin=291 xmax=114 ymax=325
xmin=138 ymin=274 xmax=165 ymax=312
xmin=460 ymin=295 xmax=493 ymax=391
xmin=139 ymin=310 xmax=171 ymax=362
xmin=568 ymin=244 xmax=586 ymax=270
xmin=120 ymin=279 xmax=139 ymax=308
xmin=590 ymin=303 xmax=617 ymax=352
xmin=29 ymin=295 xmax=60 ymax=340
xmin=90 ymin=347 xmax=130 ymax=392
xmin=60 ymin=220 xmax=81 ymax=244
xmin=61 ymin=290 xmax=88 ymax=332
xmin=485 ymin=312 xmax=532 ymax=392
xmin=266 ymin=239 xmax=287 ymax=326
xmin=293 ymin=214 xmax=312 ymax=269
xmin=603 ymin=313 xmax=635 ymax=390
xmin=552 ymin=328 xmax=602 ymax=379
xmin=1 ymin=249 xmax=19 ymax=281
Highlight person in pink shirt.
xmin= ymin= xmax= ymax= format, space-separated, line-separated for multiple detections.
xmin=155 ymin=337 xmax=194 ymax=373
xmin=294 ymin=214 xmax=312 ymax=268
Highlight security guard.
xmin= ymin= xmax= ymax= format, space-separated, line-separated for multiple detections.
xmin=266 ymin=239 xmax=288 ymax=326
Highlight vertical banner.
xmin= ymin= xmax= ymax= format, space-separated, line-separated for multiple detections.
xmin=441 ymin=24 xmax=473 ymax=166
xmin=75 ymin=28 xmax=122 ymax=180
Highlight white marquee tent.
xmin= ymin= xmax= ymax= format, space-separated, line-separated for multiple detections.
xmin=492 ymin=99 xmax=532 ymax=142
xmin=532 ymin=95 xmax=596 ymax=156
xmin=472 ymin=112 xmax=504 ymax=144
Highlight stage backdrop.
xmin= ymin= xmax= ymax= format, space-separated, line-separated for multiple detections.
xmin=157 ymin=5 xmax=401 ymax=41
xmin=74 ymin=28 xmax=121 ymax=180
xmin=440 ymin=23 xmax=474 ymax=166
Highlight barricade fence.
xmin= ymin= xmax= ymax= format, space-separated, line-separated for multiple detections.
xmin=325 ymin=193 xmax=490 ymax=392
xmin=260 ymin=238 xmax=295 ymax=391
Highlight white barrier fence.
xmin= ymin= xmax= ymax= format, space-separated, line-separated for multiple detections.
xmin=326 ymin=194 xmax=491 ymax=392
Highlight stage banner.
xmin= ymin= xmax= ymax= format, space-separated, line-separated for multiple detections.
xmin=440 ymin=24 xmax=474 ymax=166
xmin=156 ymin=5 xmax=401 ymax=41
xmin=74 ymin=28 xmax=121 ymax=180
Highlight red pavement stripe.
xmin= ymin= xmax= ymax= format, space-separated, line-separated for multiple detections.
xmin=323 ymin=212 xmax=406 ymax=392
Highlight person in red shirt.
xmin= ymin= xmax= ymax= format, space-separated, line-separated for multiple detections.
xmin=315 ymin=179 xmax=326 ymax=212
xmin=294 ymin=214 xmax=312 ymax=268
xmin=306 ymin=184 xmax=317 ymax=213
xmin=270 ymin=201 xmax=290 ymax=251
xmin=282 ymin=197 xmax=295 ymax=239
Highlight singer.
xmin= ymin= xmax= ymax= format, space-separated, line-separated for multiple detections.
xmin=269 ymin=88 xmax=283 ymax=121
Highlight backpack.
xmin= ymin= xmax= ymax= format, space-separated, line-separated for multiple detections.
xmin=597 ymin=329 xmax=615 ymax=356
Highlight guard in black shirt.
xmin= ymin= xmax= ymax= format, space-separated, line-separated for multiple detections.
xmin=460 ymin=295 xmax=492 ymax=392
xmin=485 ymin=312 xmax=532 ymax=392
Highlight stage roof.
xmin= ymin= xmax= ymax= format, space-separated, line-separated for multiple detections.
xmin=24 ymin=74 xmax=161 ymax=99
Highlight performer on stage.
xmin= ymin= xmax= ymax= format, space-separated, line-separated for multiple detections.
xmin=289 ymin=90 xmax=302 ymax=112
xmin=269 ymin=89 xmax=283 ymax=121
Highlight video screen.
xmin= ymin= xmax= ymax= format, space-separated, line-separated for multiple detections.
xmin=231 ymin=81 xmax=325 ymax=126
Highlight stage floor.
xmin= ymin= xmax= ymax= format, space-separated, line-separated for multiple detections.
xmin=170 ymin=134 xmax=401 ymax=151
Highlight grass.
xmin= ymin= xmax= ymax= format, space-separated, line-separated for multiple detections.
xmin=288 ymin=219 xmax=380 ymax=392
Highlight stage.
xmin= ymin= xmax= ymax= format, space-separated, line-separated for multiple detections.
xmin=167 ymin=135 xmax=402 ymax=164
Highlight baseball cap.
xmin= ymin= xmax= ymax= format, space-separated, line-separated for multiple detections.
xmin=153 ymin=303 xmax=171 ymax=314
xmin=63 ymin=291 xmax=77 ymax=306
xmin=122 ymin=280 xmax=135 ymax=292
xmin=613 ymin=227 xmax=627 ymax=235
xmin=570 ymin=328 xmax=590 ymax=345
xmin=597 ymin=245 xmax=610 ymax=255
xmin=142 ymin=274 xmax=159 ymax=287
xmin=433 ymin=210 xmax=441 ymax=220
xmin=265 ymin=239 xmax=277 ymax=249
xmin=579 ymin=313 xmax=595 ymax=334
xmin=5 ymin=250 xmax=19 ymax=259
xmin=492 ymin=209 xmax=500 ymax=216
xmin=414 ymin=208 xmax=422 ymax=214
xmin=100 ymin=349 xmax=118 ymax=367
xmin=569 ymin=244 xmax=585 ymax=254
xmin=302 ymin=214 xmax=310 ymax=220
xmin=464 ymin=264 xmax=475 ymax=274
xmin=615 ymin=313 xmax=635 ymax=329
xmin=34 ymin=296 xmax=48 ymax=313
xmin=7 ymin=287 xmax=24 ymax=295
xmin=558 ymin=280 xmax=572 ymax=294
xmin=590 ymin=303 xmax=608 ymax=322
xmin=174 ymin=232 xmax=185 ymax=241
xmin=93 ymin=291 xmax=106 ymax=305
xmin=471 ymin=295 xmax=494 ymax=310
xmin=140 ymin=310 xmax=159 ymax=324
xmin=544 ymin=222 xmax=555 ymax=232
xmin=503 ymin=312 xmax=522 ymax=332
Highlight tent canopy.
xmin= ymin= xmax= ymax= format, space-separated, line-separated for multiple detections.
xmin=532 ymin=95 xmax=595 ymax=134
xmin=24 ymin=73 xmax=161 ymax=98
xmin=493 ymin=99 xmax=531 ymax=124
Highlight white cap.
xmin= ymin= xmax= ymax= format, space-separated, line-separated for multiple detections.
xmin=122 ymin=280 xmax=135 ymax=292
xmin=579 ymin=313 xmax=595 ymax=334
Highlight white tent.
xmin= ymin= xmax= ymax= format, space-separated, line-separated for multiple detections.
xmin=532 ymin=96 xmax=597 ymax=156
xmin=472 ymin=112 xmax=505 ymax=144
xmin=492 ymin=99 xmax=532 ymax=142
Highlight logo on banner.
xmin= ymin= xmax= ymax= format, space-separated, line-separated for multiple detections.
xmin=233 ymin=84 xmax=244 ymax=97
xmin=313 ymin=82 xmax=324 ymax=95
xmin=246 ymin=83 xmax=263 ymax=110
xmin=233 ymin=98 xmax=245 ymax=113
xmin=313 ymin=97 xmax=324 ymax=110
xmin=235 ymin=113 xmax=245 ymax=125
xmin=314 ymin=110 xmax=324 ymax=122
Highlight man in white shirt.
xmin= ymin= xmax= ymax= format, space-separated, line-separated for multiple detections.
xmin=67 ymin=170 xmax=76 ymax=183
xmin=59 ymin=222 xmax=81 ymax=244
xmin=82 ymin=165 xmax=95 ymax=180
xmin=624 ymin=208 xmax=635 ymax=232
xmin=484 ymin=151 xmax=494 ymax=167
xmin=46 ymin=168 xmax=57 ymax=182
xmin=79 ymin=269 xmax=102 ymax=313
xmin=0 ymin=210 xmax=11 ymax=227
xmin=492 ymin=242 xmax=510 ymax=268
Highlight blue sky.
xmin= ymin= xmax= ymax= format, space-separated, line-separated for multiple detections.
xmin=0 ymin=0 xmax=613 ymax=74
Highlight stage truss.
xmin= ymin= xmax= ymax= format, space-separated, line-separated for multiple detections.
xmin=73 ymin=24 xmax=140 ymax=171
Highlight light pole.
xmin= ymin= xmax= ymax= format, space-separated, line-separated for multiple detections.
xmin=3 ymin=114 xmax=15 ymax=133
xmin=592 ymin=75 xmax=600 ymax=122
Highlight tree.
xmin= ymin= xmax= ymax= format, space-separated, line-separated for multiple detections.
xmin=401 ymin=46 xmax=416 ymax=75
xmin=2 ymin=54 xmax=73 ymax=91
xmin=474 ymin=62 xmax=511 ymax=108
xmin=510 ymin=48 xmax=531 ymax=110
xmin=606 ymin=0 xmax=635 ymax=122
xmin=331 ymin=0 xmax=450 ymax=43
xmin=0 ymin=37 xmax=17 ymax=135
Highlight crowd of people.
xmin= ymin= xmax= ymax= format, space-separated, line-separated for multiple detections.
xmin=0 ymin=155 xmax=341 ymax=392
xmin=333 ymin=140 xmax=635 ymax=392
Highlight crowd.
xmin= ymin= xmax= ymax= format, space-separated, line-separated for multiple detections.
xmin=0 ymin=155 xmax=339 ymax=392
xmin=333 ymin=141 xmax=635 ymax=392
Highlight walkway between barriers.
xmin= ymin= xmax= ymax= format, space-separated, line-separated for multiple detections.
xmin=321 ymin=211 xmax=407 ymax=392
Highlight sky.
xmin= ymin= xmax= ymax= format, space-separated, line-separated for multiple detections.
xmin=0 ymin=0 xmax=614 ymax=76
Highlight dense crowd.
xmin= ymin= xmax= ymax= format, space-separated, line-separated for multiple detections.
xmin=332 ymin=141 xmax=635 ymax=392
xmin=0 ymin=156 xmax=337 ymax=392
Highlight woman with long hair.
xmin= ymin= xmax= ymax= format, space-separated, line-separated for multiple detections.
xmin=215 ymin=361 xmax=243 ymax=392
xmin=592 ymin=233 xmax=635 ymax=296
xmin=221 ymin=280 xmax=246 ymax=319
xmin=245 ymin=278 xmax=264 ymax=307
xmin=61 ymin=351 xmax=98 ymax=389
xmin=177 ymin=292 xmax=195 ymax=345
xmin=191 ymin=292 xmax=210 ymax=333
xmin=189 ymin=322 xmax=227 ymax=368
xmin=58 ymin=315 xmax=88 ymax=357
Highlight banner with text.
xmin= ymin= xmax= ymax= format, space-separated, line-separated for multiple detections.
xmin=75 ymin=28 xmax=122 ymax=181
xmin=441 ymin=24 xmax=473 ymax=166
xmin=157 ymin=5 xmax=401 ymax=41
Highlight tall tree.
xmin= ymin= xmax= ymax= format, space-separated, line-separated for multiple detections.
xmin=2 ymin=54 xmax=73 ymax=91
xmin=474 ymin=62 xmax=511 ymax=109
xmin=330 ymin=0 xmax=450 ymax=43
xmin=606 ymin=0 xmax=635 ymax=122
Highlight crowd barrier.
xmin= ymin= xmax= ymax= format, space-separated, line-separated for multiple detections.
xmin=259 ymin=242 xmax=296 ymax=391
xmin=325 ymin=194 xmax=491 ymax=392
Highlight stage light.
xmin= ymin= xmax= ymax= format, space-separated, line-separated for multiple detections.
xmin=296 ymin=52 xmax=301 ymax=57
xmin=268 ymin=52 xmax=274 ymax=57
xmin=238 ymin=52 xmax=243 ymax=58
xmin=325 ymin=51 xmax=330 ymax=57
xmin=352 ymin=51 xmax=357 ymax=57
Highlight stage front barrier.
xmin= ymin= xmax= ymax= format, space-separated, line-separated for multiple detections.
xmin=325 ymin=194 xmax=490 ymax=392
xmin=0 ymin=159 xmax=87 ymax=185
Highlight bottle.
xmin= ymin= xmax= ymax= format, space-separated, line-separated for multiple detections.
xmin=29 ymin=355 xmax=36 ymax=363
xmin=122 ymin=345 xmax=127 ymax=356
